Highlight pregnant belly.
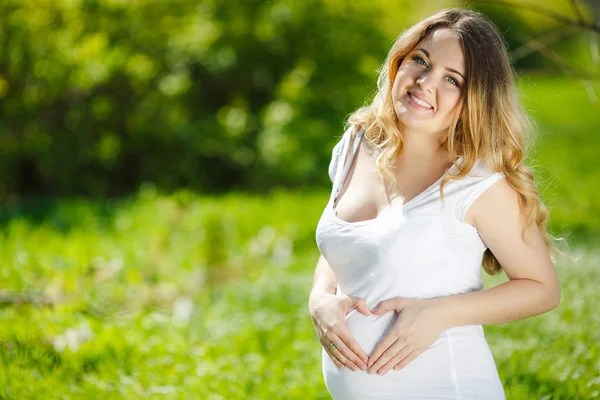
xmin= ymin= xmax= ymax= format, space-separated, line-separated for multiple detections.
xmin=323 ymin=312 xmax=504 ymax=400
xmin=344 ymin=309 xmax=398 ymax=357
xmin=344 ymin=309 xmax=453 ymax=358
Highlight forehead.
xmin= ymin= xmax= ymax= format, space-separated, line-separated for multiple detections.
xmin=416 ymin=29 xmax=465 ymax=69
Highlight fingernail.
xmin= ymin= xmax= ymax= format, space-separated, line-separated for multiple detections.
xmin=379 ymin=369 xmax=386 ymax=375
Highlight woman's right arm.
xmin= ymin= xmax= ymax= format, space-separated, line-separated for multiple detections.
xmin=309 ymin=254 xmax=338 ymax=298
xmin=308 ymin=255 xmax=370 ymax=371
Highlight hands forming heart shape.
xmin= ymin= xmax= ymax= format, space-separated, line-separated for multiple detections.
xmin=309 ymin=293 xmax=447 ymax=375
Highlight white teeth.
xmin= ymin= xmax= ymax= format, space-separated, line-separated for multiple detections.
xmin=409 ymin=93 xmax=433 ymax=109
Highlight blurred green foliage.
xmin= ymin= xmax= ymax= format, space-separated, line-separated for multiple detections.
xmin=0 ymin=0 xmax=596 ymax=199
xmin=1 ymin=1 xmax=599 ymax=398
xmin=2 ymin=72 xmax=600 ymax=394
xmin=4 ymin=74 xmax=599 ymax=240
xmin=0 ymin=188 xmax=599 ymax=398
xmin=0 ymin=0 xmax=410 ymax=198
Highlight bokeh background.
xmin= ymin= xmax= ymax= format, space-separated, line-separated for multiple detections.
xmin=1 ymin=0 xmax=599 ymax=398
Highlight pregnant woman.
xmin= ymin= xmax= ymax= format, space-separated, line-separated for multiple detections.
xmin=309 ymin=8 xmax=562 ymax=400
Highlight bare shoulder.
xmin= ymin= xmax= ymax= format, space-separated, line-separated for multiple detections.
xmin=465 ymin=177 xmax=518 ymax=229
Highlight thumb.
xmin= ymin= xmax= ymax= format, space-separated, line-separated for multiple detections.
xmin=353 ymin=298 xmax=372 ymax=316
xmin=372 ymin=298 xmax=403 ymax=315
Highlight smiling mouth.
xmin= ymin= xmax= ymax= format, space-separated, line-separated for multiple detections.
xmin=406 ymin=91 xmax=434 ymax=111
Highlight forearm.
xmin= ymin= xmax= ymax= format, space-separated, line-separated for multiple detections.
xmin=310 ymin=255 xmax=337 ymax=300
xmin=432 ymin=278 xmax=561 ymax=329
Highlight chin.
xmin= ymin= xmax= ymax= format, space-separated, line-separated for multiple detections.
xmin=396 ymin=115 xmax=430 ymax=127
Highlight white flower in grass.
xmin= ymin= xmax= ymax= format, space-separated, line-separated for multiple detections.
xmin=93 ymin=257 xmax=124 ymax=283
xmin=53 ymin=322 xmax=94 ymax=353
xmin=249 ymin=226 xmax=276 ymax=257
xmin=172 ymin=296 xmax=194 ymax=326
xmin=271 ymin=236 xmax=293 ymax=268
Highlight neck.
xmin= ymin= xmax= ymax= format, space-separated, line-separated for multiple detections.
xmin=396 ymin=127 xmax=451 ymax=167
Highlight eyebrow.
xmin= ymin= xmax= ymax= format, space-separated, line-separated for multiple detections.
xmin=417 ymin=48 xmax=466 ymax=81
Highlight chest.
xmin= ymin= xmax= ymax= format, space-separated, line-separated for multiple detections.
xmin=333 ymin=142 xmax=453 ymax=224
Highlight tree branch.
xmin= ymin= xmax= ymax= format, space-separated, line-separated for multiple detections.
xmin=569 ymin=0 xmax=587 ymax=24
xmin=516 ymin=32 xmax=600 ymax=103
xmin=470 ymin=0 xmax=600 ymax=33
xmin=516 ymin=32 xmax=600 ymax=78
xmin=510 ymin=26 xmax=578 ymax=61
xmin=590 ymin=30 xmax=600 ymax=64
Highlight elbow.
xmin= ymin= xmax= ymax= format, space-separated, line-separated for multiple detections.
xmin=534 ymin=276 xmax=561 ymax=312
xmin=546 ymin=284 xmax=561 ymax=311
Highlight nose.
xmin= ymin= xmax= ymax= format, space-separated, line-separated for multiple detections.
xmin=416 ymin=73 xmax=436 ymax=93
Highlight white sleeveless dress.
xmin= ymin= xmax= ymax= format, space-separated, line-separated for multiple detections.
xmin=315 ymin=125 xmax=506 ymax=400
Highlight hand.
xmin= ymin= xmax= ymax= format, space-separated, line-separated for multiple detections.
xmin=309 ymin=293 xmax=371 ymax=371
xmin=367 ymin=297 xmax=445 ymax=375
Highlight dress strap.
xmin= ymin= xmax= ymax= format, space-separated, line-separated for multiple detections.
xmin=332 ymin=126 xmax=364 ymax=204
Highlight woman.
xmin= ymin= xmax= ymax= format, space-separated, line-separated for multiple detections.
xmin=309 ymin=8 xmax=562 ymax=400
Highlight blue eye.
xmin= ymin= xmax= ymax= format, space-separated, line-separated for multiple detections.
xmin=446 ymin=76 xmax=459 ymax=86
xmin=412 ymin=55 xmax=461 ymax=87
xmin=412 ymin=56 xmax=428 ymax=67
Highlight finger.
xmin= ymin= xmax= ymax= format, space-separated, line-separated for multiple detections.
xmin=354 ymin=298 xmax=372 ymax=316
xmin=378 ymin=345 xmax=416 ymax=375
xmin=323 ymin=344 xmax=346 ymax=370
xmin=368 ymin=339 xmax=405 ymax=374
xmin=372 ymin=299 xmax=399 ymax=315
xmin=349 ymin=296 xmax=371 ymax=316
xmin=324 ymin=339 xmax=360 ymax=371
xmin=393 ymin=349 xmax=421 ymax=371
xmin=330 ymin=345 xmax=360 ymax=371
xmin=368 ymin=331 xmax=401 ymax=368
xmin=327 ymin=331 xmax=367 ymax=370
xmin=335 ymin=325 xmax=369 ymax=366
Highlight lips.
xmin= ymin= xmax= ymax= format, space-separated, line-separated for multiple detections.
xmin=407 ymin=91 xmax=434 ymax=111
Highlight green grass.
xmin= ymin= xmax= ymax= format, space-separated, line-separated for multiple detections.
xmin=1 ymin=76 xmax=600 ymax=399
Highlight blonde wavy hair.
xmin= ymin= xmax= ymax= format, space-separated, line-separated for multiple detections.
xmin=347 ymin=8 xmax=565 ymax=275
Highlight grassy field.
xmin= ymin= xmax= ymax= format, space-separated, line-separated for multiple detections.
xmin=1 ymin=76 xmax=599 ymax=399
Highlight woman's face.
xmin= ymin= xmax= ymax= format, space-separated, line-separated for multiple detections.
xmin=392 ymin=28 xmax=466 ymax=135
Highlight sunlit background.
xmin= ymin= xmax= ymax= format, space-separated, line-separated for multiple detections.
xmin=0 ymin=0 xmax=599 ymax=398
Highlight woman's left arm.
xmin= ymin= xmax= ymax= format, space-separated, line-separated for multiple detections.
xmin=432 ymin=177 xmax=561 ymax=328
xmin=367 ymin=178 xmax=561 ymax=375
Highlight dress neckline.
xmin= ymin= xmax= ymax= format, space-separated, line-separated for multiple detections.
xmin=329 ymin=155 xmax=464 ymax=227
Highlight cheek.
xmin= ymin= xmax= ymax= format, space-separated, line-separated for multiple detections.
xmin=393 ymin=71 xmax=408 ymax=93
xmin=396 ymin=66 xmax=417 ymax=84
xmin=393 ymin=68 xmax=416 ymax=100
xmin=439 ymin=91 xmax=462 ymax=115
